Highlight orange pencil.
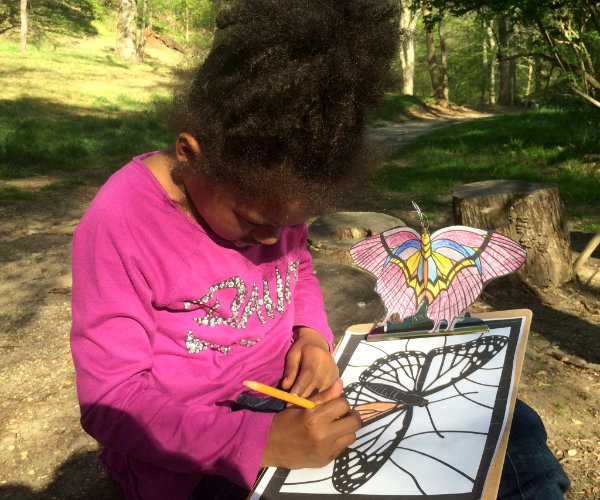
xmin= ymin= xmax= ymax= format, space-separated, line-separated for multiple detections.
xmin=243 ymin=380 xmax=316 ymax=409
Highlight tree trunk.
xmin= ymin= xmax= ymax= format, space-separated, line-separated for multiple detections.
xmin=116 ymin=0 xmax=139 ymax=62
xmin=398 ymin=5 xmax=417 ymax=95
xmin=438 ymin=15 xmax=450 ymax=102
xmin=509 ymin=56 xmax=517 ymax=104
xmin=20 ymin=0 xmax=27 ymax=51
xmin=509 ymin=25 xmax=518 ymax=105
xmin=487 ymin=23 xmax=496 ymax=104
xmin=534 ymin=56 xmax=543 ymax=94
xmin=453 ymin=180 xmax=573 ymax=287
xmin=185 ymin=4 xmax=190 ymax=43
xmin=481 ymin=20 xmax=489 ymax=104
xmin=421 ymin=4 xmax=445 ymax=102
xmin=497 ymin=16 xmax=511 ymax=106
xmin=525 ymin=57 xmax=533 ymax=96
xmin=136 ymin=0 xmax=148 ymax=61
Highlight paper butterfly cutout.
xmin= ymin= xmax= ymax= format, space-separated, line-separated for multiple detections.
xmin=350 ymin=203 xmax=526 ymax=330
xmin=333 ymin=335 xmax=508 ymax=493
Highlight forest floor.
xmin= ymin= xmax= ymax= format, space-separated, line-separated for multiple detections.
xmin=0 ymin=104 xmax=599 ymax=499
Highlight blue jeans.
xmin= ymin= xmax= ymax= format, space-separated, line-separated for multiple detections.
xmin=189 ymin=399 xmax=569 ymax=499
xmin=498 ymin=400 xmax=570 ymax=499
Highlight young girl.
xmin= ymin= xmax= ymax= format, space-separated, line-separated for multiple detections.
xmin=71 ymin=1 xmax=569 ymax=499
xmin=70 ymin=1 xmax=399 ymax=499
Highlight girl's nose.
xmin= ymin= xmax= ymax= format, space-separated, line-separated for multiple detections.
xmin=252 ymin=226 xmax=282 ymax=245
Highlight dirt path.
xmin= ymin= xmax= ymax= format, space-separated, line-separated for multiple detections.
xmin=1 ymin=109 xmax=598 ymax=499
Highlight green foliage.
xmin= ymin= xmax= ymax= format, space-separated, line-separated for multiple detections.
xmin=420 ymin=0 xmax=600 ymax=108
xmin=372 ymin=107 xmax=600 ymax=226
xmin=0 ymin=0 xmax=218 ymax=51
xmin=0 ymin=0 xmax=102 ymax=40
xmin=147 ymin=0 xmax=218 ymax=45
xmin=412 ymin=14 xmax=496 ymax=105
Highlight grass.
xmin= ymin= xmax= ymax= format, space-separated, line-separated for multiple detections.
xmin=369 ymin=105 xmax=600 ymax=230
xmin=554 ymin=401 xmax=568 ymax=416
xmin=1 ymin=35 xmax=599 ymax=234
xmin=0 ymin=37 xmax=181 ymax=195
xmin=366 ymin=93 xmax=433 ymax=124
xmin=0 ymin=97 xmax=171 ymax=178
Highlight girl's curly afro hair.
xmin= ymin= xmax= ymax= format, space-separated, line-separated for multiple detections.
xmin=172 ymin=0 xmax=400 ymax=207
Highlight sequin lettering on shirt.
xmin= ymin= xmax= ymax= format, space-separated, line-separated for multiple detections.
xmin=185 ymin=332 xmax=261 ymax=355
xmin=262 ymin=266 xmax=285 ymax=319
xmin=185 ymin=259 xmax=299 ymax=354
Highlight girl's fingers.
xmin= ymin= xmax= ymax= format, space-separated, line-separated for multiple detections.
xmin=289 ymin=366 xmax=317 ymax=397
xmin=281 ymin=351 xmax=301 ymax=390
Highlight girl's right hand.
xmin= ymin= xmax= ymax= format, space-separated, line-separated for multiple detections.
xmin=260 ymin=379 xmax=361 ymax=470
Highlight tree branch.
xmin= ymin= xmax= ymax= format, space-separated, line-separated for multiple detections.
xmin=571 ymin=87 xmax=600 ymax=110
xmin=574 ymin=230 xmax=600 ymax=275
xmin=583 ymin=0 xmax=600 ymax=35
xmin=499 ymin=47 xmax=600 ymax=91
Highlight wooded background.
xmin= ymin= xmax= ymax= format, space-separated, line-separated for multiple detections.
xmin=5 ymin=0 xmax=600 ymax=110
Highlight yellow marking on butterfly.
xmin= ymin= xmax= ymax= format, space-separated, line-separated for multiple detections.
xmin=421 ymin=228 xmax=432 ymax=258
xmin=387 ymin=227 xmax=485 ymax=306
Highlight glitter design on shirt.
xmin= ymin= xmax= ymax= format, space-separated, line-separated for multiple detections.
xmin=184 ymin=259 xmax=299 ymax=354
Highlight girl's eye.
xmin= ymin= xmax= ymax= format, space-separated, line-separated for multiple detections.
xmin=236 ymin=214 xmax=258 ymax=228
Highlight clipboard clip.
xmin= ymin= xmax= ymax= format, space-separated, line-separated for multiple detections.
xmin=367 ymin=303 xmax=489 ymax=342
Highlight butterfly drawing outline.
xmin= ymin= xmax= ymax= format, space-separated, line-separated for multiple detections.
xmin=332 ymin=334 xmax=509 ymax=495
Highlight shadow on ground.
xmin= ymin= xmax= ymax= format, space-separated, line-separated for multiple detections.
xmin=483 ymin=281 xmax=600 ymax=366
xmin=0 ymin=451 xmax=124 ymax=500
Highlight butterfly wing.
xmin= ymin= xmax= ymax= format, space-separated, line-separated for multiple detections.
xmin=334 ymin=336 xmax=509 ymax=494
xmin=425 ymin=227 xmax=526 ymax=329
xmin=332 ymin=349 xmax=428 ymax=493
xmin=417 ymin=335 xmax=509 ymax=396
xmin=350 ymin=227 xmax=422 ymax=279
xmin=333 ymin=407 xmax=412 ymax=494
xmin=350 ymin=227 xmax=422 ymax=321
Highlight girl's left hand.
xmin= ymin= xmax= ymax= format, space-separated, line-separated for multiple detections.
xmin=281 ymin=327 xmax=339 ymax=399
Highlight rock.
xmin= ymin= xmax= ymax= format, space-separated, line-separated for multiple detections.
xmin=308 ymin=211 xmax=404 ymax=266
xmin=312 ymin=260 xmax=385 ymax=342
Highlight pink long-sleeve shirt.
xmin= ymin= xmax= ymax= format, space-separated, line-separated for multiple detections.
xmin=70 ymin=153 xmax=333 ymax=500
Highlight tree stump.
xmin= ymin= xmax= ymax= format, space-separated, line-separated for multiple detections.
xmin=453 ymin=180 xmax=573 ymax=287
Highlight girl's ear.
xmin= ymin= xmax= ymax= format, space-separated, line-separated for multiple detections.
xmin=175 ymin=133 xmax=202 ymax=163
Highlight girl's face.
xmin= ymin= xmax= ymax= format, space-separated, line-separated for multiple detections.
xmin=184 ymin=177 xmax=313 ymax=248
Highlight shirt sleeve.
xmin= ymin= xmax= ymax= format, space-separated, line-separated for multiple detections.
xmin=70 ymin=209 xmax=272 ymax=488
xmin=292 ymin=224 xmax=334 ymax=350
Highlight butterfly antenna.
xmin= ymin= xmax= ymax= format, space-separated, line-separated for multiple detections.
xmin=411 ymin=201 xmax=429 ymax=230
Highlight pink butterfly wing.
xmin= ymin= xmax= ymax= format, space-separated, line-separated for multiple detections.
xmin=376 ymin=264 xmax=418 ymax=322
xmin=426 ymin=227 xmax=526 ymax=328
xmin=350 ymin=227 xmax=421 ymax=321
xmin=478 ymin=231 xmax=527 ymax=281
xmin=426 ymin=265 xmax=483 ymax=330
xmin=432 ymin=227 xmax=526 ymax=281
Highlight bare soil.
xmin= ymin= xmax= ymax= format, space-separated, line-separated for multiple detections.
xmin=1 ymin=105 xmax=599 ymax=499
